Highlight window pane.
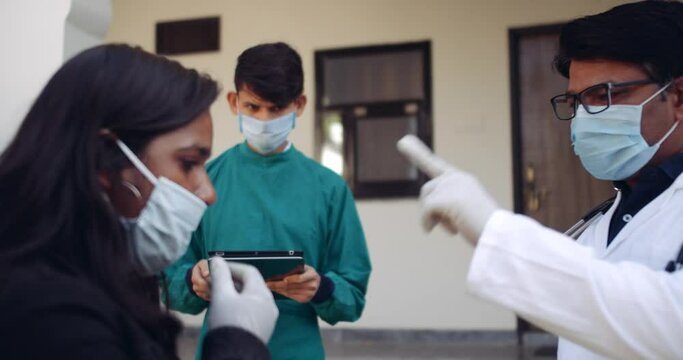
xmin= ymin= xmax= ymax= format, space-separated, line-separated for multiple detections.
xmin=321 ymin=111 xmax=343 ymax=175
xmin=323 ymin=51 xmax=424 ymax=106
xmin=356 ymin=116 xmax=418 ymax=182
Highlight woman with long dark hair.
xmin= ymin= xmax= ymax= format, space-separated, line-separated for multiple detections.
xmin=0 ymin=44 xmax=277 ymax=359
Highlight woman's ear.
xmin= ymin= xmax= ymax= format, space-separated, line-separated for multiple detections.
xmin=101 ymin=167 xmax=147 ymax=218
xmin=98 ymin=171 xmax=113 ymax=191
xmin=673 ymin=77 xmax=683 ymax=122
xmin=97 ymin=129 xmax=118 ymax=192
xmin=98 ymin=128 xmax=118 ymax=141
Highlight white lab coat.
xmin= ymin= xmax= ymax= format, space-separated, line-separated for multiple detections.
xmin=467 ymin=173 xmax=683 ymax=359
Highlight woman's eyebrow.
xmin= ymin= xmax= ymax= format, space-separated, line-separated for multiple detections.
xmin=177 ymin=145 xmax=211 ymax=158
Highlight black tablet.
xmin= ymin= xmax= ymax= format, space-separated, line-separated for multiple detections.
xmin=208 ymin=250 xmax=305 ymax=281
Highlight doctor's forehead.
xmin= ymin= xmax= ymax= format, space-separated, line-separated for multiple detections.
xmin=567 ymin=59 xmax=649 ymax=93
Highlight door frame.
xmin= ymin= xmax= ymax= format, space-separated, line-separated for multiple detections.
xmin=509 ymin=23 xmax=565 ymax=215
xmin=508 ymin=23 xmax=565 ymax=346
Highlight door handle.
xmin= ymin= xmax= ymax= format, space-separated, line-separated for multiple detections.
xmin=524 ymin=164 xmax=548 ymax=213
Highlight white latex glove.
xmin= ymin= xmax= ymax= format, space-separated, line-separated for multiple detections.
xmin=420 ymin=171 xmax=498 ymax=244
xmin=208 ymin=257 xmax=279 ymax=344
xmin=397 ymin=135 xmax=499 ymax=245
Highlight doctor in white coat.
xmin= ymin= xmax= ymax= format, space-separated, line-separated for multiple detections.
xmin=414 ymin=1 xmax=683 ymax=359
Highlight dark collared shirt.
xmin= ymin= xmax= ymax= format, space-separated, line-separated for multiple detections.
xmin=608 ymin=153 xmax=683 ymax=246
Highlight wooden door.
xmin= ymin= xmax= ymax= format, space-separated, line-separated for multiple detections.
xmin=511 ymin=26 xmax=614 ymax=232
xmin=509 ymin=25 xmax=615 ymax=345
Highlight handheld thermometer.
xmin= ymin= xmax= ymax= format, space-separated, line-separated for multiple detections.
xmin=396 ymin=135 xmax=451 ymax=178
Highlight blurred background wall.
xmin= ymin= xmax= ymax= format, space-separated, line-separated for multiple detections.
xmin=105 ymin=0 xmax=630 ymax=331
xmin=1 ymin=0 xmax=631 ymax=332
xmin=0 ymin=0 xmax=111 ymax=150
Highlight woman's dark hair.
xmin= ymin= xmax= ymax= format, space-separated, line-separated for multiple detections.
xmin=0 ymin=44 xmax=219 ymax=355
xmin=234 ymin=42 xmax=303 ymax=107
xmin=554 ymin=0 xmax=683 ymax=84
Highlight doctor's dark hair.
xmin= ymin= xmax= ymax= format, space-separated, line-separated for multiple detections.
xmin=554 ymin=0 xmax=683 ymax=84
xmin=234 ymin=42 xmax=304 ymax=107
xmin=0 ymin=44 xmax=218 ymax=355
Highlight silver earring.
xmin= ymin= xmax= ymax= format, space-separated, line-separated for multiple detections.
xmin=121 ymin=180 xmax=142 ymax=200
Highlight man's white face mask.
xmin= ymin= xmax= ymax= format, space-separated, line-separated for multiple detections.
xmin=238 ymin=110 xmax=296 ymax=154
xmin=115 ymin=139 xmax=207 ymax=275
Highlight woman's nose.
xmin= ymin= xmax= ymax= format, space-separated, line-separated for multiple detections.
xmin=195 ymin=180 xmax=217 ymax=206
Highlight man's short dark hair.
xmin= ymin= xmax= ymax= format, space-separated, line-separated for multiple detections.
xmin=234 ymin=42 xmax=304 ymax=107
xmin=554 ymin=0 xmax=683 ymax=84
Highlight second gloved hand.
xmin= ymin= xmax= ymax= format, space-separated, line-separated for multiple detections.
xmin=420 ymin=170 xmax=499 ymax=245
xmin=208 ymin=257 xmax=279 ymax=344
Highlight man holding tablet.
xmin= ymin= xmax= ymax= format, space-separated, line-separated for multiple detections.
xmin=165 ymin=42 xmax=372 ymax=360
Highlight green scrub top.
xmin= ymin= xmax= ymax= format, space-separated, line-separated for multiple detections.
xmin=164 ymin=142 xmax=372 ymax=360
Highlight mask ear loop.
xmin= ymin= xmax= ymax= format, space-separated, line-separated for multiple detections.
xmin=655 ymin=120 xmax=680 ymax=147
xmin=641 ymin=81 xmax=673 ymax=105
xmin=114 ymin=139 xmax=158 ymax=186
xmin=641 ymin=81 xmax=679 ymax=147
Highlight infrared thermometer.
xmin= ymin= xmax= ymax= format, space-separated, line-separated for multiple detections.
xmin=396 ymin=135 xmax=451 ymax=178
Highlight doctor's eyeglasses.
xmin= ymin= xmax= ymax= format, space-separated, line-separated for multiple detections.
xmin=550 ymin=79 xmax=656 ymax=120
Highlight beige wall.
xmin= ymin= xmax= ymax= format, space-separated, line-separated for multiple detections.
xmin=0 ymin=0 xmax=111 ymax=152
xmin=0 ymin=0 xmax=70 ymax=151
xmin=108 ymin=0 xmax=631 ymax=330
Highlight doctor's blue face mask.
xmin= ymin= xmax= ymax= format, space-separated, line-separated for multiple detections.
xmin=238 ymin=107 xmax=296 ymax=154
xmin=570 ymin=82 xmax=678 ymax=181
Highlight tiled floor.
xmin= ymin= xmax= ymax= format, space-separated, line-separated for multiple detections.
xmin=177 ymin=329 xmax=558 ymax=360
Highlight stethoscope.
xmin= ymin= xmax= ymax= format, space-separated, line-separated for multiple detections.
xmin=564 ymin=196 xmax=683 ymax=273
xmin=564 ymin=197 xmax=615 ymax=240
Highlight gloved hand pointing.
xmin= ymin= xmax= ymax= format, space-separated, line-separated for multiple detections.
xmin=397 ymin=135 xmax=499 ymax=245
xmin=208 ymin=257 xmax=279 ymax=344
xmin=419 ymin=171 xmax=499 ymax=244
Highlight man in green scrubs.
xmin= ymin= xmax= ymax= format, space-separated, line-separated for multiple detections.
xmin=165 ymin=42 xmax=372 ymax=360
